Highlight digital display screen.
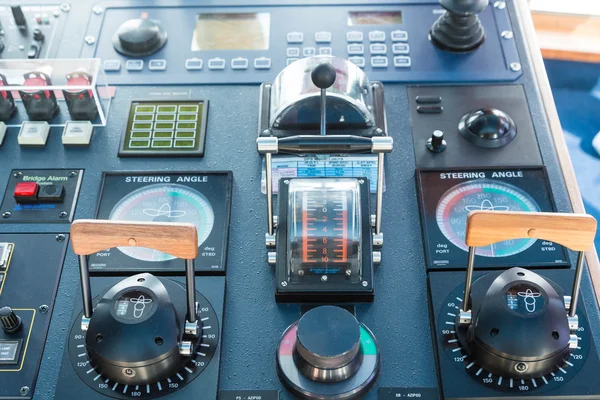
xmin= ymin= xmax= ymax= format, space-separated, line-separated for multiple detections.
xmin=191 ymin=13 xmax=270 ymax=51
xmin=348 ymin=11 xmax=403 ymax=25
xmin=122 ymin=101 xmax=206 ymax=154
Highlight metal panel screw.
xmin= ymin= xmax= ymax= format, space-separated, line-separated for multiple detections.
xmin=13 ymin=171 xmax=23 ymax=178
xmin=85 ymin=36 xmax=96 ymax=45
xmin=362 ymin=281 xmax=368 ymax=287
xmin=56 ymin=234 xmax=66 ymax=242
xmin=60 ymin=3 xmax=70 ymax=12
xmin=321 ymin=275 xmax=328 ymax=282
xmin=501 ymin=30 xmax=513 ymax=39
xmin=510 ymin=62 xmax=522 ymax=72
xmin=20 ymin=386 xmax=30 ymax=396
xmin=494 ymin=1 xmax=506 ymax=9
xmin=283 ymin=180 xmax=289 ymax=185
xmin=281 ymin=281 xmax=288 ymax=287
xmin=358 ymin=179 xmax=364 ymax=184
xmin=59 ymin=211 xmax=68 ymax=219
xmin=69 ymin=171 xmax=78 ymax=178
xmin=92 ymin=5 xmax=104 ymax=15
xmin=39 ymin=305 xmax=49 ymax=313
xmin=2 ymin=212 xmax=11 ymax=219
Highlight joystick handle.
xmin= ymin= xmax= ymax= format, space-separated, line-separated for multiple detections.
xmin=71 ymin=220 xmax=199 ymax=324
xmin=311 ymin=63 xmax=337 ymax=136
xmin=461 ymin=211 xmax=597 ymax=319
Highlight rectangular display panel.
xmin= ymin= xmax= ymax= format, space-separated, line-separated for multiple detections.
xmin=191 ymin=13 xmax=270 ymax=51
xmin=347 ymin=11 xmax=402 ymax=26
xmin=120 ymin=101 xmax=208 ymax=156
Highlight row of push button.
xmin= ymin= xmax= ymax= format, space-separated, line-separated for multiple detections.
xmin=347 ymin=43 xmax=409 ymax=55
xmin=346 ymin=30 xmax=408 ymax=43
xmin=186 ymin=57 xmax=272 ymax=71
xmin=103 ymin=59 xmax=167 ymax=72
xmin=0 ymin=121 xmax=94 ymax=148
xmin=347 ymin=56 xmax=411 ymax=68
xmin=287 ymin=31 xmax=333 ymax=44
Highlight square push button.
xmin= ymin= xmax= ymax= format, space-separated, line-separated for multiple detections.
xmin=148 ymin=59 xmax=167 ymax=71
xmin=18 ymin=121 xmax=50 ymax=147
xmin=62 ymin=121 xmax=93 ymax=146
xmin=0 ymin=340 xmax=21 ymax=365
xmin=102 ymin=60 xmax=121 ymax=72
xmin=125 ymin=60 xmax=144 ymax=71
xmin=14 ymin=182 xmax=38 ymax=203
xmin=38 ymin=183 xmax=65 ymax=203
xmin=185 ymin=58 xmax=203 ymax=70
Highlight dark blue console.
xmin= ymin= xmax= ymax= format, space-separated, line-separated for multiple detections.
xmin=0 ymin=1 xmax=598 ymax=400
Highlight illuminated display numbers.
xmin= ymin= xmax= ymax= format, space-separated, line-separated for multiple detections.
xmin=302 ymin=192 xmax=347 ymax=265
xmin=129 ymin=104 xmax=201 ymax=150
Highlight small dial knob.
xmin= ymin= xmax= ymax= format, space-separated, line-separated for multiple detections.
xmin=0 ymin=307 xmax=22 ymax=334
xmin=427 ymin=130 xmax=447 ymax=153
xmin=295 ymin=306 xmax=361 ymax=382
xmin=112 ymin=18 xmax=167 ymax=57
xmin=458 ymin=108 xmax=517 ymax=148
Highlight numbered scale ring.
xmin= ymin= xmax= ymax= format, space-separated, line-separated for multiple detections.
xmin=68 ymin=276 xmax=219 ymax=399
xmin=439 ymin=271 xmax=589 ymax=394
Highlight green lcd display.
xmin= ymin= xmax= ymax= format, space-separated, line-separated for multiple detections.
xmin=120 ymin=101 xmax=208 ymax=157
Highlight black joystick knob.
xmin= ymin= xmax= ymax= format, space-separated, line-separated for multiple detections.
xmin=0 ymin=307 xmax=22 ymax=334
xmin=459 ymin=108 xmax=517 ymax=148
xmin=311 ymin=63 xmax=337 ymax=89
xmin=427 ymin=130 xmax=447 ymax=153
xmin=311 ymin=63 xmax=336 ymax=136
xmin=112 ymin=19 xmax=167 ymax=57
xmin=295 ymin=306 xmax=362 ymax=382
xmin=430 ymin=0 xmax=489 ymax=52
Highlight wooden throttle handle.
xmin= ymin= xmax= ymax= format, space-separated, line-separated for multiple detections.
xmin=465 ymin=211 xmax=597 ymax=252
xmin=71 ymin=219 xmax=199 ymax=259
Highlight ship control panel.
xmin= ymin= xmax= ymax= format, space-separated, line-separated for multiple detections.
xmin=0 ymin=0 xmax=599 ymax=399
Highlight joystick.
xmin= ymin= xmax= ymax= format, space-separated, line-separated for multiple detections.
xmin=430 ymin=0 xmax=489 ymax=52
xmin=311 ymin=63 xmax=337 ymax=136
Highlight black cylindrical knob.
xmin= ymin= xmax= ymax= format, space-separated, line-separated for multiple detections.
xmin=427 ymin=130 xmax=447 ymax=153
xmin=311 ymin=63 xmax=337 ymax=89
xmin=33 ymin=28 xmax=45 ymax=42
xmin=296 ymin=306 xmax=361 ymax=371
xmin=0 ymin=307 xmax=22 ymax=334
xmin=432 ymin=130 xmax=444 ymax=148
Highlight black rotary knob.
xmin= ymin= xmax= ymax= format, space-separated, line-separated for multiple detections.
xmin=460 ymin=268 xmax=572 ymax=379
xmin=427 ymin=130 xmax=447 ymax=153
xmin=112 ymin=18 xmax=167 ymax=57
xmin=295 ymin=306 xmax=362 ymax=382
xmin=0 ymin=307 xmax=22 ymax=334
xmin=458 ymin=108 xmax=517 ymax=148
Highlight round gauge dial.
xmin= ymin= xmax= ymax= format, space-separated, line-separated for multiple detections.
xmin=109 ymin=184 xmax=214 ymax=262
xmin=436 ymin=180 xmax=540 ymax=257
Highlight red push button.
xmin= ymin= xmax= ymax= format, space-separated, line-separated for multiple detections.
xmin=14 ymin=182 xmax=39 ymax=203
